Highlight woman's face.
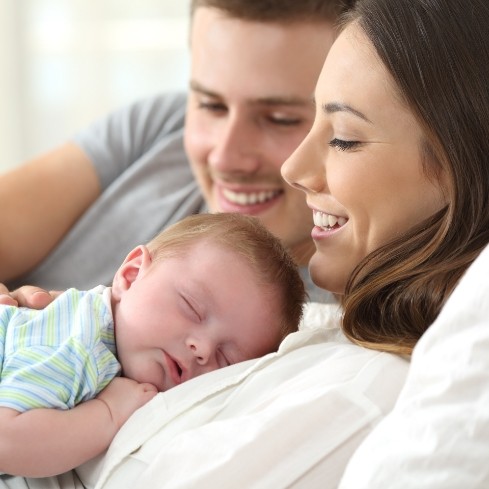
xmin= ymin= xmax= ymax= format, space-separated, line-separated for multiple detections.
xmin=281 ymin=23 xmax=447 ymax=294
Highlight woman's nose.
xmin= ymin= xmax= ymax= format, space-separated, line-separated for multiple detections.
xmin=281 ymin=135 xmax=326 ymax=194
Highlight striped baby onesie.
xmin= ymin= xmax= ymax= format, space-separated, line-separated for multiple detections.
xmin=0 ymin=286 xmax=120 ymax=412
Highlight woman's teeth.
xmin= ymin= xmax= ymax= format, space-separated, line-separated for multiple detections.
xmin=313 ymin=210 xmax=347 ymax=229
xmin=223 ymin=188 xmax=281 ymax=205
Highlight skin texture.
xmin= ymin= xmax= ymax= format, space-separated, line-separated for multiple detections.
xmin=0 ymin=143 xmax=99 ymax=283
xmin=0 ymin=378 xmax=157 ymax=477
xmin=111 ymin=240 xmax=283 ymax=391
xmin=281 ymin=23 xmax=447 ymax=294
xmin=184 ymin=8 xmax=335 ymax=266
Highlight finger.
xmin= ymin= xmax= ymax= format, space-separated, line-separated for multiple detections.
xmin=10 ymin=286 xmax=56 ymax=309
xmin=0 ymin=294 xmax=18 ymax=306
xmin=0 ymin=283 xmax=18 ymax=306
xmin=48 ymin=290 xmax=63 ymax=300
xmin=0 ymin=283 xmax=10 ymax=294
xmin=140 ymin=383 xmax=159 ymax=393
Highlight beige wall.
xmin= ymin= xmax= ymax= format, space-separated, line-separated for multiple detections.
xmin=0 ymin=0 xmax=190 ymax=173
xmin=0 ymin=0 xmax=22 ymax=171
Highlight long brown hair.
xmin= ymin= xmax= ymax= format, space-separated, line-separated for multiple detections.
xmin=340 ymin=0 xmax=489 ymax=355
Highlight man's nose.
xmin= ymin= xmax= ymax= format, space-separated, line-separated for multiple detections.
xmin=208 ymin=115 xmax=261 ymax=174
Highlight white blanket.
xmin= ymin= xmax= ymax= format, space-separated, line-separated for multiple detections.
xmin=340 ymin=244 xmax=489 ymax=488
xmin=1 ymin=303 xmax=409 ymax=489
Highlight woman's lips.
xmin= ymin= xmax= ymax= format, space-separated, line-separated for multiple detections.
xmin=313 ymin=209 xmax=348 ymax=230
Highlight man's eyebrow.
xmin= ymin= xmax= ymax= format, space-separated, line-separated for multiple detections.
xmin=189 ymin=80 xmax=217 ymax=98
xmin=254 ymin=95 xmax=312 ymax=107
xmin=189 ymin=80 xmax=312 ymax=107
xmin=322 ymin=102 xmax=372 ymax=123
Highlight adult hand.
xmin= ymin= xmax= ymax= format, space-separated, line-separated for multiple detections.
xmin=0 ymin=284 xmax=61 ymax=308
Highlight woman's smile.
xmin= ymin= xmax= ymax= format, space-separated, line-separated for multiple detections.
xmin=312 ymin=209 xmax=348 ymax=231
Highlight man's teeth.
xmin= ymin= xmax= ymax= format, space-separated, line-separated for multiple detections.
xmin=313 ymin=211 xmax=347 ymax=229
xmin=223 ymin=188 xmax=280 ymax=205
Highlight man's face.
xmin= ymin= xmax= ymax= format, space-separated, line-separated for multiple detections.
xmin=184 ymin=7 xmax=335 ymax=265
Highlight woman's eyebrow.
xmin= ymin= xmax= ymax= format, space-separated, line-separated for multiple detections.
xmin=322 ymin=102 xmax=372 ymax=123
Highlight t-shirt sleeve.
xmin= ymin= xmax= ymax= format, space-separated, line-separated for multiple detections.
xmin=72 ymin=92 xmax=187 ymax=190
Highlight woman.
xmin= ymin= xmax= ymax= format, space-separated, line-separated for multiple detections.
xmin=283 ymin=0 xmax=489 ymax=355
xmin=1 ymin=0 xmax=488 ymax=487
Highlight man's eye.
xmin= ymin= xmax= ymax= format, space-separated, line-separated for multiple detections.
xmin=329 ymin=138 xmax=360 ymax=151
xmin=198 ymin=101 xmax=227 ymax=113
xmin=268 ymin=115 xmax=302 ymax=126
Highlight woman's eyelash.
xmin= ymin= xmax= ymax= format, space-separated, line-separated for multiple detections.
xmin=329 ymin=138 xmax=360 ymax=151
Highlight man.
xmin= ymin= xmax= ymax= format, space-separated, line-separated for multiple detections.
xmin=0 ymin=0 xmax=351 ymax=305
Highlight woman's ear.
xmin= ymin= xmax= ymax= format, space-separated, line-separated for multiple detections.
xmin=112 ymin=245 xmax=152 ymax=300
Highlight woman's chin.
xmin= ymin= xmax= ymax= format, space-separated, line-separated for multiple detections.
xmin=309 ymin=253 xmax=347 ymax=295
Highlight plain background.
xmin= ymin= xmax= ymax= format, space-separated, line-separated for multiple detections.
xmin=0 ymin=0 xmax=191 ymax=172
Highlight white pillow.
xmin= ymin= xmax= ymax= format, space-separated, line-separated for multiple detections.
xmin=85 ymin=303 xmax=409 ymax=489
xmin=340 ymin=244 xmax=489 ymax=488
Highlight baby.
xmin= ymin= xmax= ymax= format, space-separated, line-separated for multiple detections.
xmin=0 ymin=213 xmax=305 ymax=477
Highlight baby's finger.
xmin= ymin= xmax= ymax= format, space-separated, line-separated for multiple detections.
xmin=140 ymin=383 xmax=159 ymax=394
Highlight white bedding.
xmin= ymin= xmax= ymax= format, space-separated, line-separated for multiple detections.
xmin=4 ymin=244 xmax=489 ymax=488
xmin=0 ymin=303 xmax=409 ymax=489
xmin=340 ymin=244 xmax=489 ymax=488
xmin=90 ymin=303 xmax=408 ymax=489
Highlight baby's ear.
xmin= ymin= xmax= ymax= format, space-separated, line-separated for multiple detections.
xmin=112 ymin=245 xmax=152 ymax=300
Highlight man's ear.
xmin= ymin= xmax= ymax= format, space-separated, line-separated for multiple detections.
xmin=112 ymin=245 xmax=152 ymax=300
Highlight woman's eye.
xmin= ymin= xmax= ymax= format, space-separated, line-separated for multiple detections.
xmin=329 ymin=138 xmax=360 ymax=151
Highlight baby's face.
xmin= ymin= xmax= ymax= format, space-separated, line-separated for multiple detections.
xmin=114 ymin=241 xmax=283 ymax=391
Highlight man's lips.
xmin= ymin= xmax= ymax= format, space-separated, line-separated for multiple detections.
xmin=222 ymin=187 xmax=282 ymax=206
xmin=215 ymin=185 xmax=283 ymax=214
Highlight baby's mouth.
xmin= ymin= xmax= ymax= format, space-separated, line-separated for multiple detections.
xmin=313 ymin=210 xmax=348 ymax=230
xmin=165 ymin=352 xmax=184 ymax=385
xmin=175 ymin=361 xmax=183 ymax=378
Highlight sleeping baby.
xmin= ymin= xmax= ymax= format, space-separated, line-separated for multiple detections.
xmin=0 ymin=213 xmax=304 ymax=477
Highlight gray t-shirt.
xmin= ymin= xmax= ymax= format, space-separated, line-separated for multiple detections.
xmin=11 ymin=92 xmax=332 ymax=303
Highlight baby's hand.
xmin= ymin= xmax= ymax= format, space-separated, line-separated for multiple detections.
xmin=96 ymin=377 xmax=158 ymax=429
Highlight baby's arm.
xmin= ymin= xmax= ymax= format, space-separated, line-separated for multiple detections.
xmin=0 ymin=377 xmax=157 ymax=477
